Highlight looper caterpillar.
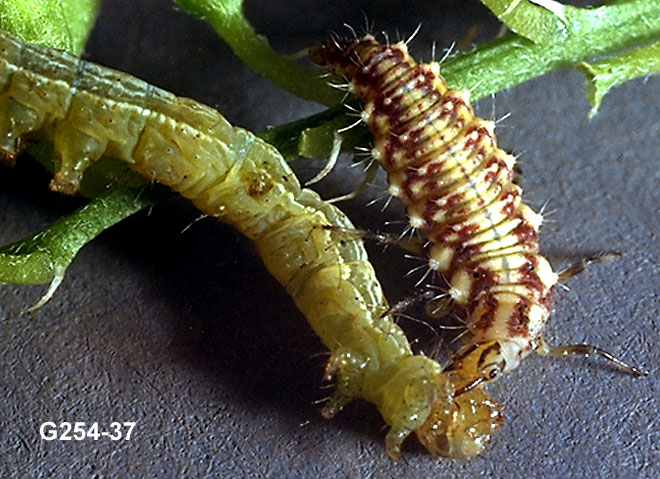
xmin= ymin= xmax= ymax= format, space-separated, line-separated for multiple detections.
xmin=311 ymin=36 xmax=646 ymax=393
xmin=0 ymin=29 xmax=501 ymax=459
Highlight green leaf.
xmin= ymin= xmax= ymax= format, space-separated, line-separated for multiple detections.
xmin=442 ymin=0 xmax=660 ymax=101
xmin=480 ymin=0 xmax=570 ymax=44
xmin=0 ymin=0 xmax=101 ymax=53
xmin=579 ymin=41 xmax=660 ymax=117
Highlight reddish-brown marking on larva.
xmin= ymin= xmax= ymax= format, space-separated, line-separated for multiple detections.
xmin=421 ymin=191 xmax=465 ymax=225
xmin=448 ymin=243 xmax=480 ymax=272
xmin=500 ymin=189 xmax=519 ymax=216
xmin=507 ymin=298 xmax=531 ymax=337
xmin=517 ymin=255 xmax=546 ymax=296
xmin=311 ymin=36 xmax=560 ymax=385
xmin=467 ymin=267 xmax=497 ymax=306
xmin=513 ymin=219 xmax=539 ymax=244
xmin=471 ymin=294 xmax=499 ymax=330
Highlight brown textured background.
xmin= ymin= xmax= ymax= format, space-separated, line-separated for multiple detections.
xmin=1 ymin=0 xmax=658 ymax=477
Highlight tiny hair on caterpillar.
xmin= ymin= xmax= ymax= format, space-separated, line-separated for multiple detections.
xmin=310 ymin=32 xmax=648 ymax=451
xmin=0 ymin=28 xmax=503 ymax=460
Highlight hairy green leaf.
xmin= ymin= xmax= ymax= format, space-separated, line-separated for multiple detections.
xmin=579 ymin=41 xmax=660 ymax=116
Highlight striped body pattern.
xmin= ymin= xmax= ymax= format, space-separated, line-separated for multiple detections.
xmin=310 ymin=36 xmax=559 ymax=387
xmin=0 ymin=30 xmax=501 ymax=459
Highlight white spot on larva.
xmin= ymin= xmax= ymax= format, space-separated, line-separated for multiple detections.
xmin=388 ymin=184 xmax=401 ymax=197
xmin=409 ymin=215 xmax=425 ymax=229
xmin=428 ymin=257 xmax=441 ymax=270
xmin=449 ymin=286 xmax=465 ymax=302
xmin=361 ymin=110 xmax=371 ymax=122
xmin=371 ymin=148 xmax=381 ymax=160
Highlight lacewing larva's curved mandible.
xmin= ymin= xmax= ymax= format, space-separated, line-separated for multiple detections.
xmin=310 ymin=35 xmax=646 ymax=409
xmin=0 ymin=29 xmax=501 ymax=459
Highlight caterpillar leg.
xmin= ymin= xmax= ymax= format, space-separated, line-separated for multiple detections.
xmin=0 ymin=94 xmax=41 ymax=164
xmin=385 ymin=426 xmax=412 ymax=461
xmin=50 ymin=124 xmax=108 ymax=195
xmin=319 ymin=350 xmax=359 ymax=418
xmin=535 ymin=337 xmax=647 ymax=377
xmin=557 ymin=251 xmax=622 ymax=283
xmin=0 ymin=147 xmax=18 ymax=166
xmin=320 ymin=390 xmax=354 ymax=419
xmin=1 ymin=67 xmax=73 ymax=165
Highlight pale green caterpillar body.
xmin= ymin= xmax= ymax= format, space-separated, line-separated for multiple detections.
xmin=0 ymin=29 xmax=501 ymax=459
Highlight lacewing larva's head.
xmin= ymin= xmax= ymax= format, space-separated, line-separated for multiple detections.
xmin=416 ymin=381 xmax=503 ymax=459
xmin=447 ymin=340 xmax=528 ymax=387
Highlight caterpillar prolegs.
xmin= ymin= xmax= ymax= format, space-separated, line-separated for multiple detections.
xmin=311 ymin=37 xmax=645 ymax=396
xmin=0 ymin=29 xmax=501 ymax=459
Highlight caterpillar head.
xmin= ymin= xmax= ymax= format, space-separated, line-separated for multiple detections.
xmin=416 ymin=380 xmax=503 ymax=458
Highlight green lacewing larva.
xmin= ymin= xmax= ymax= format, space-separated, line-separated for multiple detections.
xmin=0 ymin=29 xmax=502 ymax=459
xmin=311 ymin=33 xmax=646 ymax=423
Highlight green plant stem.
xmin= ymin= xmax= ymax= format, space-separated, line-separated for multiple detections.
xmin=173 ymin=0 xmax=342 ymax=105
xmin=443 ymin=0 xmax=660 ymax=100
xmin=0 ymin=186 xmax=161 ymax=307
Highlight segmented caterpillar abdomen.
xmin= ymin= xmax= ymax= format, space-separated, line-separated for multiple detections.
xmin=0 ymin=29 xmax=501 ymax=459
xmin=310 ymin=36 xmax=559 ymax=381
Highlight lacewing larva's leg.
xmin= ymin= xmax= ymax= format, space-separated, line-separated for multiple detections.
xmin=322 ymin=225 xmax=424 ymax=254
xmin=535 ymin=338 xmax=647 ymax=377
xmin=556 ymin=251 xmax=623 ymax=283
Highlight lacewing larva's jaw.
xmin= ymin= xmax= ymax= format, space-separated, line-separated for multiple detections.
xmin=0 ymin=29 xmax=489 ymax=460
